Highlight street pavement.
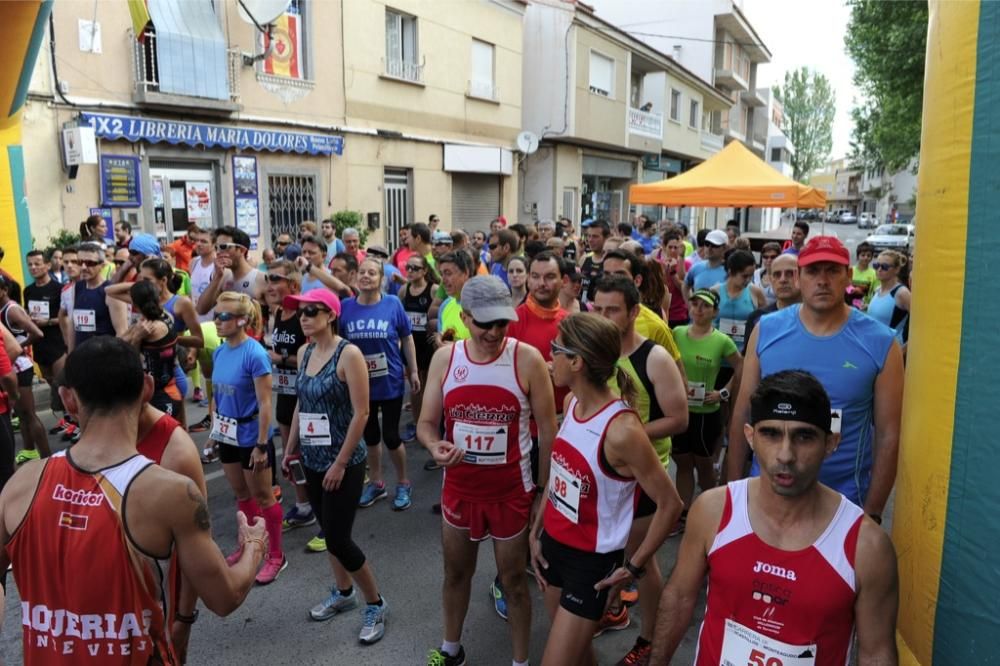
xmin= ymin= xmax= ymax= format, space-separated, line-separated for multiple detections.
xmin=0 ymin=221 xmax=885 ymax=664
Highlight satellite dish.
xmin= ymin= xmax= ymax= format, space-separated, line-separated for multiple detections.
xmin=237 ymin=0 xmax=292 ymax=26
xmin=516 ymin=131 xmax=539 ymax=155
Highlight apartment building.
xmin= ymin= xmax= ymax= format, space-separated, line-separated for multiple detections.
xmin=747 ymin=87 xmax=794 ymax=231
xmin=860 ymin=162 xmax=917 ymax=223
xmin=23 ymin=0 xmax=524 ymax=249
xmin=520 ymin=0 xmax=731 ymax=227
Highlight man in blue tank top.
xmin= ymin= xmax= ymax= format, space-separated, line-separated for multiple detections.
xmin=65 ymin=243 xmax=128 ymax=351
xmin=725 ymin=236 xmax=904 ymax=520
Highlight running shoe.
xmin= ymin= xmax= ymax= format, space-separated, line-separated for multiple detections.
xmin=616 ymin=638 xmax=652 ymax=666
xmin=198 ymin=398 xmax=210 ymax=409
xmin=60 ymin=423 xmax=79 ymax=441
xmin=10 ymin=416 xmax=19 ymax=432
xmin=309 ymin=587 xmax=358 ymax=621
xmin=69 ymin=430 xmax=81 ymax=444
xmin=423 ymin=458 xmax=441 ymax=471
xmin=668 ymin=517 xmax=686 ymax=538
xmin=282 ymin=505 xmax=317 ymax=531
xmin=358 ymin=482 xmax=387 ymax=508
xmin=489 ymin=578 xmax=508 ymax=621
xmin=272 ymin=485 xmax=283 ymax=503
xmin=400 ymin=424 xmax=417 ymax=442
xmin=593 ymin=605 xmax=630 ymax=637
xmin=305 ymin=533 xmax=327 ymax=553
xmin=14 ymin=449 xmax=40 ymax=465
xmin=427 ymin=646 xmax=466 ymax=666
xmin=48 ymin=417 xmax=70 ymax=435
xmin=392 ymin=484 xmax=412 ymax=511
xmin=620 ymin=580 xmax=639 ymax=607
xmin=191 ymin=388 xmax=205 ymax=403
xmin=189 ymin=415 xmax=212 ymax=433
xmin=359 ymin=598 xmax=388 ymax=644
xmin=255 ymin=555 xmax=288 ymax=585
xmin=225 ymin=547 xmax=243 ymax=567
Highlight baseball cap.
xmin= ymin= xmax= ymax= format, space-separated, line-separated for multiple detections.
xmin=129 ymin=233 xmax=161 ymax=257
xmin=798 ymin=236 xmax=850 ymax=267
xmin=366 ymin=244 xmax=390 ymax=259
xmin=431 ymin=231 xmax=453 ymax=245
xmin=691 ymin=289 xmax=720 ymax=308
xmin=283 ymin=243 xmax=302 ymax=261
xmin=282 ymin=289 xmax=342 ymax=317
xmin=461 ymin=275 xmax=519 ymax=322
xmin=704 ymin=230 xmax=728 ymax=247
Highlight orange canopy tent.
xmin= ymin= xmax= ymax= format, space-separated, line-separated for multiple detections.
xmin=629 ymin=141 xmax=826 ymax=209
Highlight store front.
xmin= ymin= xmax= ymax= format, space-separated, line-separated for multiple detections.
xmin=581 ymin=154 xmax=637 ymax=225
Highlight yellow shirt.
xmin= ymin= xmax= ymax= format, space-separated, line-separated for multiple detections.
xmin=635 ymin=304 xmax=680 ymax=361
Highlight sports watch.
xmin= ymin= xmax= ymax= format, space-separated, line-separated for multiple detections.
xmin=719 ymin=388 xmax=731 ymax=402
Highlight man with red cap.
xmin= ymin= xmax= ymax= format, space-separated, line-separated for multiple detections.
xmin=725 ymin=236 xmax=904 ymax=523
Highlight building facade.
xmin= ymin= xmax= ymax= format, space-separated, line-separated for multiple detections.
xmin=860 ymin=162 xmax=917 ymax=223
xmin=24 ymin=0 xmax=524 ymax=250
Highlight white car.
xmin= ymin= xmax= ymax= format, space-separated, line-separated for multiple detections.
xmin=858 ymin=212 xmax=877 ymax=229
xmin=865 ymin=224 xmax=914 ymax=253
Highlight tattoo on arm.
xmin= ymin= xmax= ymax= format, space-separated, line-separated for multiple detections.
xmin=187 ymin=482 xmax=211 ymax=531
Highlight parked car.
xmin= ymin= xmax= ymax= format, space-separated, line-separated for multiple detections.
xmin=840 ymin=211 xmax=858 ymax=224
xmin=865 ymin=224 xmax=915 ymax=254
xmin=858 ymin=212 xmax=878 ymax=229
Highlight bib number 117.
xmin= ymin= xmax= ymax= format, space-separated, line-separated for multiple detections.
xmin=463 ymin=434 xmax=494 ymax=451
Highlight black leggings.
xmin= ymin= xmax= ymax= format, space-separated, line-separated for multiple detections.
xmin=0 ymin=413 xmax=14 ymax=491
xmin=304 ymin=461 xmax=367 ymax=572
xmin=364 ymin=396 xmax=403 ymax=450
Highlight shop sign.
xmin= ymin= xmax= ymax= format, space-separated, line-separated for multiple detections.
xmin=81 ymin=112 xmax=344 ymax=156
xmin=99 ymin=155 xmax=142 ymax=208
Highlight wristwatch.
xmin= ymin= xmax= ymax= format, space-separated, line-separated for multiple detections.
xmin=175 ymin=610 xmax=199 ymax=624
xmin=624 ymin=561 xmax=646 ymax=579
xmin=255 ymin=443 xmax=269 ymax=453
xmin=719 ymin=388 xmax=731 ymax=402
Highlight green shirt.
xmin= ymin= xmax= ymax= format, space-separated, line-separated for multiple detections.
xmin=438 ymin=297 xmax=470 ymax=341
xmin=852 ymin=264 xmax=878 ymax=304
xmin=611 ymin=345 xmax=671 ymax=467
xmin=674 ymin=325 xmax=737 ymax=414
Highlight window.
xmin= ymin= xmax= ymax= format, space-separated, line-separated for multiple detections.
xmin=385 ymin=8 xmax=420 ymax=82
xmin=689 ymin=100 xmax=700 ymax=128
xmin=469 ymin=39 xmax=496 ymax=99
xmin=771 ymin=148 xmax=781 ymax=162
xmin=268 ymin=174 xmax=317 ymax=240
xmin=669 ymin=89 xmax=681 ymax=122
xmin=589 ymin=51 xmax=614 ymax=97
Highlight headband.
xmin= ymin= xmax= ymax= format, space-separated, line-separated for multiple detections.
xmin=750 ymin=395 xmax=832 ymax=434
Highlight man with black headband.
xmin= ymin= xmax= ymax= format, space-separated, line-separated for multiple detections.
xmin=651 ymin=370 xmax=899 ymax=665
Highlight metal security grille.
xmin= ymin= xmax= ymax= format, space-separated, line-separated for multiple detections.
xmin=384 ymin=169 xmax=410 ymax=251
xmin=268 ymin=174 xmax=317 ymax=241
xmin=451 ymin=173 xmax=500 ymax=233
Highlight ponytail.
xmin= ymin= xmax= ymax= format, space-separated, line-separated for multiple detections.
xmin=615 ymin=367 xmax=637 ymax=408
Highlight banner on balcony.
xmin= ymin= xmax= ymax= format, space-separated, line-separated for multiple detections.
xmin=81 ymin=113 xmax=343 ymax=156
xmin=262 ymin=12 xmax=302 ymax=79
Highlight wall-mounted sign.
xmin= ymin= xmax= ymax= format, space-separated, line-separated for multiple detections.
xmin=232 ymin=155 xmax=260 ymax=237
xmin=62 ymin=126 xmax=98 ymax=166
xmin=99 ymin=155 xmax=142 ymax=208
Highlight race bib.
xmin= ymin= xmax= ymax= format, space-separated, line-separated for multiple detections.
xmin=407 ymin=311 xmax=428 ymax=331
xmin=720 ymin=318 xmax=747 ymax=343
xmin=27 ymin=300 xmax=49 ymax=320
xmin=364 ymin=353 xmax=389 ymax=378
xmin=548 ymin=459 xmax=582 ymax=524
xmin=210 ymin=413 xmax=239 ymax=446
xmin=272 ymin=368 xmax=297 ymax=395
xmin=719 ymin=618 xmax=816 ymax=666
xmin=300 ymin=412 xmax=331 ymax=447
xmin=830 ymin=407 xmax=843 ymax=435
xmin=453 ymin=421 xmax=508 ymax=465
xmin=73 ymin=309 xmax=96 ymax=332
xmin=687 ymin=381 xmax=706 ymax=408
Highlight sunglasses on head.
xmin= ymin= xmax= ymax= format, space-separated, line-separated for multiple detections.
xmin=299 ymin=304 xmax=330 ymax=318
xmin=472 ymin=318 xmax=509 ymax=330
xmin=872 ymin=262 xmax=895 ymax=270
xmin=550 ymin=340 xmax=578 ymax=357
xmin=266 ymin=274 xmax=289 ymax=283
xmin=213 ymin=312 xmax=241 ymax=323
xmin=79 ymin=259 xmax=102 ymax=268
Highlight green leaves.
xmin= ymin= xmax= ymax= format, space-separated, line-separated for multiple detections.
xmin=775 ymin=67 xmax=836 ymax=182
xmin=845 ymin=0 xmax=928 ymax=171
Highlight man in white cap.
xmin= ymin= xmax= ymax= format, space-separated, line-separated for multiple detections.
xmin=418 ymin=275 xmax=557 ymax=666
xmin=685 ymin=229 xmax=729 ymax=296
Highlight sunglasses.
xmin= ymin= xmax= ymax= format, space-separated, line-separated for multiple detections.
xmin=266 ymin=274 xmax=289 ymax=283
xmin=762 ymin=254 xmax=779 ymax=261
xmin=216 ymin=243 xmax=246 ymax=251
xmin=472 ymin=318 xmax=510 ymax=330
xmin=113 ymin=259 xmax=126 ymax=266
xmin=434 ymin=242 xmax=452 ymax=247
xmin=550 ymin=341 xmax=578 ymax=357
xmin=872 ymin=262 xmax=896 ymax=270
xmin=299 ymin=305 xmax=330 ymax=318
xmin=275 ymin=241 xmax=290 ymax=246
xmin=213 ymin=312 xmax=240 ymax=322
xmin=79 ymin=259 xmax=102 ymax=268
xmin=405 ymin=264 xmax=424 ymax=271
xmin=488 ymin=244 xmax=497 ymax=250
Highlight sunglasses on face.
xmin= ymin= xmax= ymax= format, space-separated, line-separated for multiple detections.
xmin=762 ymin=254 xmax=779 ymax=261
xmin=488 ymin=244 xmax=497 ymax=250
xmin=472 ymin=318 xmax=509 ymax=331
xmin=550 ymin=340 xmax=578 ymax=357
xmin=214 ymin=312 xmax=240 ymax=322
xmin=275 ymin=241 xmax=289 ymax=247
xmin=79 ymin=260 xmax=102 ymax=268
xmin=216 ymin=243 xmax=246 ymax=251
xmin=406 ymin=264 xmax=424 ymax=271
xmin=266 ymin=274 xmax=289 ymax=283
xmin=299 ymin=305 xmax=330 ymax=318
xmin=113 ymin=260 xmax=126 ymax=266
xmin=872 ymin=262 xmax=895 ymax=270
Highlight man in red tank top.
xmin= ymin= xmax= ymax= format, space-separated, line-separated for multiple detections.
xmin=0 ymin=337 xmax=266 ymax=665
xmin=651 ymin=370 xmax=898 ymax=665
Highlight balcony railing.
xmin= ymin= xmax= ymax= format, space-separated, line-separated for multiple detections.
xmin=701 ymin=132 xmax=724 ymax=152
xmin=383 ymin=57 xmax=424 ymax=84
xmin=628 ymin=107 xmax=663 ymax=139
xmin=468 ymin=79 xmax=499 ymax=101
xmin=130 ymin=28 xmax=241 ymax=107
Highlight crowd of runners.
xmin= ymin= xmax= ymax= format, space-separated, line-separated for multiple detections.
xmin=0 ymin=212 xmax=907 ymax=665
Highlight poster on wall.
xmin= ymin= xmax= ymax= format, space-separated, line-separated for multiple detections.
xmin=99 ymin=155 xmax=141 ymax=208
xmin=186 ymin=181 xmax=212 ymax=220
xmin=232 ymin=155 xmax=260 ymax=238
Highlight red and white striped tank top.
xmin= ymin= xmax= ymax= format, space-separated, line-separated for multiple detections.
xmin=441 ymin=339 xmax=533 ymax=501
xmin=695 ymin=478 xmax=863 ymax=666
xmin=543 ymin=397 xmax=635 ymax=553
xmin=6 ymin=451 xmax=177 ymax=665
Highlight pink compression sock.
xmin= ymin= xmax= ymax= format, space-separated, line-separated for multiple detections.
xmin=260 ymin=502 xmax=284 ymax=560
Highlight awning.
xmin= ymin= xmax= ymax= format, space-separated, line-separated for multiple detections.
xmin=629 ymin=141 xmax=826 ymax=208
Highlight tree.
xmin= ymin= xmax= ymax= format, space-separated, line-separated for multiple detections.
xmin=773 ymin=68 xmax=836 ymax=182
xmin=845 ymin=0 xmax=928 ymax=171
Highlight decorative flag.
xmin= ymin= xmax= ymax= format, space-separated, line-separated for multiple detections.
xmin=127 ymin=0 xmax=151 ymax=41
xmin=262 ymin=12 xmax=301 ymax=79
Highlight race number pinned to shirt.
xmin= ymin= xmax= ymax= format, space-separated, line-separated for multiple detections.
xmin=364 ymin=353 xmax=389 ymax=378
xmin=300 ymin=413 xmax=331 ymax=447
xmin=720 ymin=318 xmax=747 ymax=344
xmin=830 ymin=408 xmax=843 ymax=435
xmin=687 ymin=381 xmax=706 ymax=408
xmin=27 ymin=300 xmax=50 ymax=321
xmin=210 ymin=413 xmax=239 ymax=446
xmin=549 ymin=459 xmax=581 ymax=524
xmin=73 ymin=309 xmax=96 ymax=332
xmin=272 ymin=368 xmax=297 ymax=395
xmin=720 ymin=618 xmax=816 ymax=666
xmin=407 ymin=312 xmax=428 ymax=331
xmin=453 ymin=422 xmax=508 ymax=465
